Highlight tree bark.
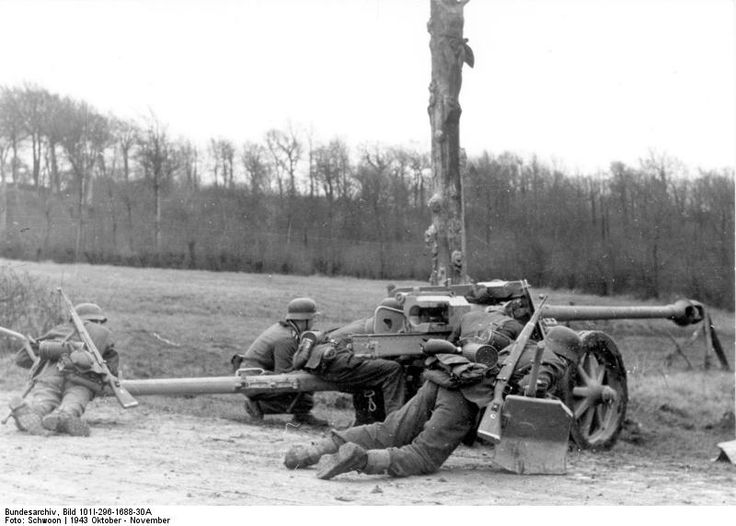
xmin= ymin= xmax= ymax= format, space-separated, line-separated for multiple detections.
xmin=426 ymin=0 xmax=472 ymax=285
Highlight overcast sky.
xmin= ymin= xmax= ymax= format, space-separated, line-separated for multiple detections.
xmin=1 ymin=0 xmax=734 ymax=174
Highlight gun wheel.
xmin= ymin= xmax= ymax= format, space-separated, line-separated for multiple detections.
xmin=559 ymin=330 xmax=628 ymax=450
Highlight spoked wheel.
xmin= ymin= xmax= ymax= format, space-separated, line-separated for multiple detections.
xmin=559 ymin=330 xmax=628 ymax=450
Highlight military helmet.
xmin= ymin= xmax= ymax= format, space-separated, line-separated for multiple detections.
xmin=544 ymin=326 xmax=582 ymax=362
xmin=379 ymin=297 xmax=402 ymax=312
xmin=74 ymin=303 xmax=107 ymax=323
xmin=285 ymin=297 xmax=318 ymax=321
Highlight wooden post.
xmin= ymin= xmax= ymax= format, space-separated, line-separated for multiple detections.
xmin=425 ymin=0 xmax=474 ymax=285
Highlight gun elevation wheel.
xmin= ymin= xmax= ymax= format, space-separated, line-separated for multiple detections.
xmin=560 ymin=330 xmax=628 ymax=450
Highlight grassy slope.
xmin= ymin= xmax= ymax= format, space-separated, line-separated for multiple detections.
xmin=1 ymin=258 xmax=733 ymax=460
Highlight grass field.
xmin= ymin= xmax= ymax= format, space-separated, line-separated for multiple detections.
xmin=1 ymin=258 xmax=734 ymax=460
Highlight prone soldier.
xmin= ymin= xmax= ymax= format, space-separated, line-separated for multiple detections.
xmin=283 ymin=308 xmax=582 ymax=478
xmin=8 ymin=303 xmax=118 ymax=437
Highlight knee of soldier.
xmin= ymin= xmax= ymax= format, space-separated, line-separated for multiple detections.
xmin=386 ymin=361 xmax=404 ymax=375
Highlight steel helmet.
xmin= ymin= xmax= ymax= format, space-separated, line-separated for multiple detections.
xmin=285 ymin=298 xmax=318 ymax=321
xmin=74 ymin=303 xmax=107 ymax=323
xmin=544 ymin=326 xmax=582 ymax=362
xmin=379 ymin=297 xmax=403 ymax=312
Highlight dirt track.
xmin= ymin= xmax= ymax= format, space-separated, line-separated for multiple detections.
xmin=1 ymin=392 xmax=735 ymax=506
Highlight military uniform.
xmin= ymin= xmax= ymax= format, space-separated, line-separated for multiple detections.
xmin=293 ymin=301 xmax=407 ymax=421
xmin=328 ymin=339 xmax=569 ymax=477
xmin=12 ymin=319 xmax=117 ymax=437
xmin=447 ymin=308 xmax=522 ymax=351
xmin=297 ymin=336 xmax=406 ymax=417
xmin=284 ymin=323 xmax=581 ymax=479
xmin=241 ymin=320 xmax=314 ymax=416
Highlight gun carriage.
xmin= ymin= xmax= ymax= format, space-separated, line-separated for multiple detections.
xmin=117 ymin=279 xmax=707 ymax=451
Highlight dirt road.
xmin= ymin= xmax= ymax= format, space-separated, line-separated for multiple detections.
xmin=1 ymin=392 xmax=734 ymax=507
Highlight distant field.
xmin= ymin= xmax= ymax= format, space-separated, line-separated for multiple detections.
xmin=1 ymin=258 xmax=733 ymax=460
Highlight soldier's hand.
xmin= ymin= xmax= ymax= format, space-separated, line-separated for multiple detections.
xmin=69 ymin=350 xmax=95 ymax=371
xmin=519 ymin=375 xmax=550 ymax=396
xmin=230 ymin=354 xmax=245 ymax=372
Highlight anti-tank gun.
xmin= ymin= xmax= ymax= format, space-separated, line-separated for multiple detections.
xmin=365 ymin=279 xmax=708 ymax=450
xmin=116 ymin=278 xmax=713 ymax=451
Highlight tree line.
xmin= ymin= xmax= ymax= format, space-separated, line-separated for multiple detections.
xmin=1 ymin=84 xmax=733 ymax=309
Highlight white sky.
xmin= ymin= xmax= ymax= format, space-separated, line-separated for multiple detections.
xmin=0 ymin=0 xmax=734 ymax=174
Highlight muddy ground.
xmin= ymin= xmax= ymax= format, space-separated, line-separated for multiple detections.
xmin=1 ymin=392 xmax=734 ymax=507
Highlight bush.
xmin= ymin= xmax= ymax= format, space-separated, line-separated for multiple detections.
xmin=0 ymin=265 xmax=64 ymax=352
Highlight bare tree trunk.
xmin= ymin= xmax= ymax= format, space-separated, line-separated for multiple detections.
xmin=0 ymin=147 xmax=7 ymax=237
xmin=154 ymin=182 xmax=162 ymax=263
xmin=107 ymin=180 xmax=118 ymax=252
xmin=0 ymin=178 xmax=7 ymax=237
xmin=75 ymin=179 xmax=84 ymax=262
xmin=426 ymin=0 xmax=472 ymax=285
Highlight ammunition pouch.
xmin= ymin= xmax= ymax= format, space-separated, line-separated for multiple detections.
xmin=424 ymin=353 xmax=490 ymax=388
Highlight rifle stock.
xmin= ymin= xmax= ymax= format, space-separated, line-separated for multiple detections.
xmin=0 ymin=326 xmax=41 ymax=424
xmin=57 ymin=289 xmax=138 ymax=409
xmin=476 ymin=296 xmax=548 ymax=443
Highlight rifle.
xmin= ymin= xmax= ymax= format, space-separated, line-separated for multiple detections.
xmin=476 ymin=295 xmax=548 ymax=443
xmin=0 ymin=326 xmax=42 ymax=424
xmin=57 ymin=288 xmax=138 ymax=409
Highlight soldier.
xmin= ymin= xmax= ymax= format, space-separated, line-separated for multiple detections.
xmin=290 ymin=297 xmax=407 ymax=425
xmin=324 ymin=297 xmax=408 ymax=425
xmin=236 ymin=297 xmax=328 ymax=427
xmin=8 ymin=303 xmax=118 ymax=437
xmin=284 ymin=323 xmax=582 ymax=479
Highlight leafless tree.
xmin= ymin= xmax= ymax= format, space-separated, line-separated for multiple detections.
xmin=57 ymin=98 xmax=110 ymax=261
xmin=0 ymin=86 xmax=27 ymax=185
xmin=266 ymin=126 xmax=303 ymax=245
xmin=138 ymin=116 xmax=176 ymax=260
xmin=241 ymin=141 xmax=270 ymax=196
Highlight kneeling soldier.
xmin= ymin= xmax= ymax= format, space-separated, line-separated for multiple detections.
xmin=9 ymin=303 xmax=118 ymax=437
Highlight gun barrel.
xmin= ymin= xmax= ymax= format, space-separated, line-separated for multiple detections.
xmin=119 ymin=371 xmax=337 ymax=397
xmin=121 ymin=376 xmax=243 ymax=396
xmin=542 ymin=299 xmax=704 ymax=326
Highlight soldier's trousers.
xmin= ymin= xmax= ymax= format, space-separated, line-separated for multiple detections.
xmin=318 ymin=352 xmax=406 ymax=415
xmin=25 ymin=364 xmax=94 ymax=418
xmin=334 ymin=380 xmax=478 ymax=477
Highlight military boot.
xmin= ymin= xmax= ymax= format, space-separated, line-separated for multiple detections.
xmin=243 ymin=397 xmax=264 ymax=421
xmin=42 ymin=411 xmax=91 ymax=437
xmin=8 ymin=397 xmax=46 ymax=436
xmin=316 ymin=442 xmax=368 ymax=480
xmin=284 ymin=436 xmax=341 ymax=469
